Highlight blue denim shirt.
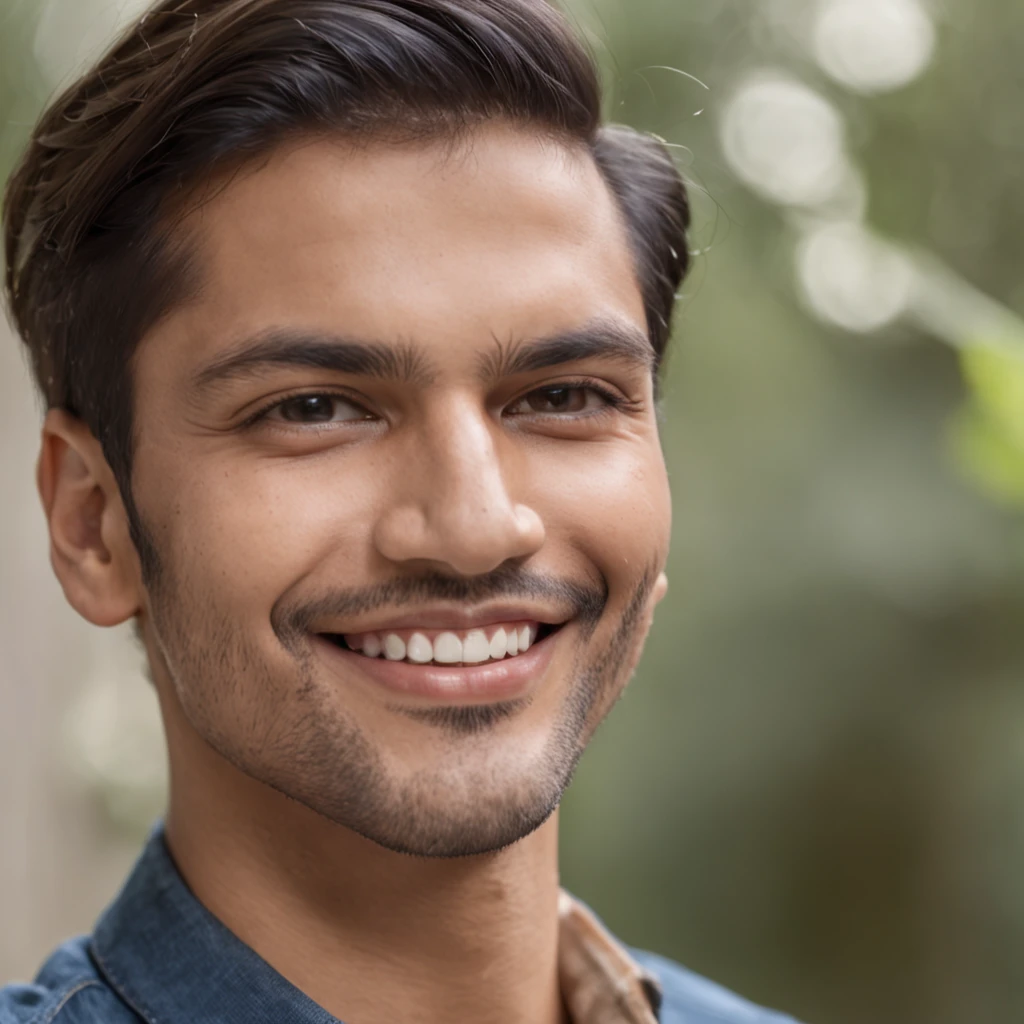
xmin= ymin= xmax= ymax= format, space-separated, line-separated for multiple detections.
xmin=0 ymin=828 xmax=800 ymax=1023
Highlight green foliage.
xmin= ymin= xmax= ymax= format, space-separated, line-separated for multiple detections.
xmin=953 ymin=345 xmax=1024 ymax=507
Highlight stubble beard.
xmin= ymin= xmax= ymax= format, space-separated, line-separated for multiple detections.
xmin=146 ymin=554 xmax=657 ymax=858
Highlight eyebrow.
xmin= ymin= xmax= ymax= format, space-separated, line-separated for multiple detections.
xmin=190 ymin=329 xmax=435 ymax=394
xmin=189 ymin=318 xmax=655 ymax=396
xmin=477 ymin=319 xmax=656 ymax=381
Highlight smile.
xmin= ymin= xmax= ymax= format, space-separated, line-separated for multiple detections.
xmin=332 ymin=622 xmax=543 ymax=666
xmin=315 ymin=621 xmax=564 ymax=702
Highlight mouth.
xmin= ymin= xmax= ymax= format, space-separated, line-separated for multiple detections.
xmin=322 ymin=621 xmax=563 ymax=666
xmin=313 ymin=620 xmax=566 ymax=702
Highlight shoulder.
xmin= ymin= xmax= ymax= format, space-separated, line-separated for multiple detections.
xmin=630 ymin=949 xmax=802 ymax=1024
xmin=0 ymin=938 xmax=140 ymax=1024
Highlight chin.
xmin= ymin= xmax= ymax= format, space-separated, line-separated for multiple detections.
xmin=340 ymin=782 xmax=565 ymax=859
xmin=289 ymin=733 xmax=577 ymax=858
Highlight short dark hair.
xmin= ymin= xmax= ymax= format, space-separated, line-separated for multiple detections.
xmin=3 ymin=0 xmax=690 ymax=529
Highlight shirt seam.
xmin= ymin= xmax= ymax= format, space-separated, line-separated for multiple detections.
xmin=27 ymin=980 xmax=103 ymax=1024
xmin=89 ymin=942 xmax=162 ymax=1024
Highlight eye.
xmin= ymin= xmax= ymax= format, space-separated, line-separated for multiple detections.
xmin=267 ymin=393 xmax=373 ymax=425
xmin=506 ymin=383 xmax=617 ymax=416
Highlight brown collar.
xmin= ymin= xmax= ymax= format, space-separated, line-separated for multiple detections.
xmin=558 ymin=891 xmax=661 ymax=1023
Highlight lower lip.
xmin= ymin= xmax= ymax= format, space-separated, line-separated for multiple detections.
xmin=313 ymin=629 xmax=559 ymax=702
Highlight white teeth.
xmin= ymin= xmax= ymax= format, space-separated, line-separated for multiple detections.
xmin=406 ymin=633 xmax=433 ymax=664
xmin=383 ymin=634 xmax=407 ymax=661
xmin=462 ymin=630 xmax=490 ymax=663
xmin=489 ymin=628 xmax=507 ymax=660
xmin=349 ymin=624 xmax=541 ymax=664
xmin=433 ymin=632 xmax=463 ymax=664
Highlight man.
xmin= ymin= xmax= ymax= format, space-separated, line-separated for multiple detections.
xmin=1 ymin=1 xmax=800 ymax=1022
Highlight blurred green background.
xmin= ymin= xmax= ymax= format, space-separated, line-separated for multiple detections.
xmin=4 ymin=1 xmax=1024 ymax=1022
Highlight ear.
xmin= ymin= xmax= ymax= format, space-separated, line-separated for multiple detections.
xmin=37 ymin=409 xmax=144 ymax=626
xmin=653 ymin=571 xmax=668 ymax=605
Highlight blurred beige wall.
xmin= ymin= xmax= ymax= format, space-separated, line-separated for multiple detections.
xmin=0 ymin=319 xmax=158 ymax=982
xmin=1 ymin=0 xmax=164 ymax=982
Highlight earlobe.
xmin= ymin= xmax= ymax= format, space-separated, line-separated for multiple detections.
xmin=37 ymin=409 xmax=143 ymax=627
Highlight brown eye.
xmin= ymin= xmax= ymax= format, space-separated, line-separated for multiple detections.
xmin=272 ymin=394 xmax=370 ymax=424
xmin=507 ymin=385 xmax=611 ymax=416
xmin=527 ymin=386 xmax=585 ymax=413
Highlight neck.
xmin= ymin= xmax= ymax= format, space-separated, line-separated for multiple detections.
xmin=162 ymin=707 xmax=567 ymax=1024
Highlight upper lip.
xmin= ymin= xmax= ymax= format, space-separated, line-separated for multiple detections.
xmin=313 ymin=603 xmax=572 ymax=636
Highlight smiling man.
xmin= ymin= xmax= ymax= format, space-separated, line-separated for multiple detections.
xmin=1 ymin=2 xmax=800 ymax=1023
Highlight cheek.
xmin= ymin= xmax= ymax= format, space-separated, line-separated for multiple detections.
xmin=533 ymin=440 xmax=671 ymax=577
xmin=141 ymin=452 xmax=378 ymax=608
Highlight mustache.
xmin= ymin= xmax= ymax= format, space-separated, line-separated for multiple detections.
xmin=272 ymin=563 xmax=609 ymax=650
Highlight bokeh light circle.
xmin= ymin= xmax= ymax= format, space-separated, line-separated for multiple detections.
xmin=813 ymin=0 xmax=936 ymax=95
xmin=721 ymin=73 xmax=849 ymax=208
xmin=796 ymin=220 xmax=915 ymax=332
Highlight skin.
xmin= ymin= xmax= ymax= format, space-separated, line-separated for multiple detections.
xmin=38 ymin=123 xmax=671 ymax=1024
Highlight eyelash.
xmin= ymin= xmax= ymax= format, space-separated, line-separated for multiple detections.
xmin=243 ymin=378 xmax=633 ymax=430
xmin=507 ymin=379 xmax=631 ymax=416
xmin=241 ymin=389 xmax=371 ymax=429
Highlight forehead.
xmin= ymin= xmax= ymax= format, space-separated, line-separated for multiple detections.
xmin=157 ymin=123 xmax=646 ymax=365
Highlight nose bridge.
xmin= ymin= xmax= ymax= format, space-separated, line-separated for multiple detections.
xmin=423 ymin=394 xmax=515 ymax=532
xmin=376 ymin=392 xmax=544 ymax=574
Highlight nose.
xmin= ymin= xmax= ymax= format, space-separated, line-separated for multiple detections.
xmin=373 ymin=397 xmax=545 ymax=576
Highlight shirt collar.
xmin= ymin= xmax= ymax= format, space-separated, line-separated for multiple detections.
xmin=92 ymin=826 xmax=660 ymax=1024
xmin=558 ymin=891 xmax=662 ymax=1024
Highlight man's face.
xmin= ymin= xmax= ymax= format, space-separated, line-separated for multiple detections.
xmin=130 ymin=124 xmax=671 ymax=856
